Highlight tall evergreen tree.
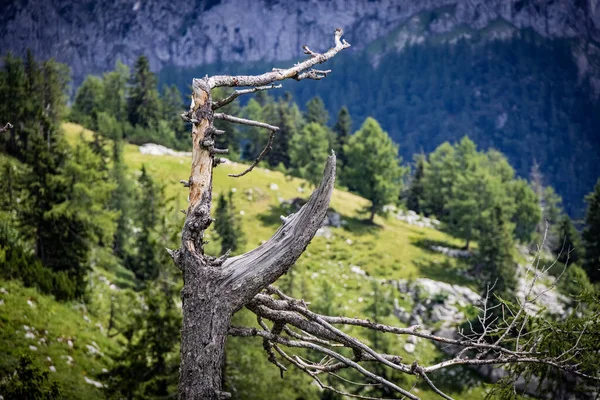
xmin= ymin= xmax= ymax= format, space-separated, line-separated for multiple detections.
xmin=289 ymin=122 xmax=330 ymax=186
xmin=0 ymin=53 xmax=27 ymax=157
xmin=332 ymin=106 xmax=352 ymax=169
xmin=240 ymin=98 xmax=266 ymax=160
xmin=160 ymin=84 xmax=187 ymax=143
xmin=71 ymin=75 xmax=104 ymax=129
xmin=214 ymin=191 xmax=245 ymax=255
xmin=420 ymin=142 xmax=457 ymax=218
xmin=406 ymin=153 xmax=426 ymax=213
xmin=266 ymin=95 xmax=303 ymax=169
xmin=554 ymin=214 xmax=582 ymax=265
xmin=127 ymin=166 xmax=165 ymax=282
xmin=582 ymin=179 xmax=600 ymax=282
xmin=102 ymin=60 xmax=130 ymax=123
xmin=110 ymin=138 xmax=134 ymax=260
xmin=127 ymin=55 xmax=161 ymax=128
xmin=477 ymin=205 xmax=517 ymax=301
xmin=304 ymin=96 xmax=329 ymax=126
xmin=344 ymin=118 xmax=405 ymax=222
xmin=508 ymin=178 xmax=541 ymax=244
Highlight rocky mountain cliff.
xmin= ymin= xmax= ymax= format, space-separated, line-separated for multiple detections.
xmin=2 ymin=0 xmax=600 ymax=88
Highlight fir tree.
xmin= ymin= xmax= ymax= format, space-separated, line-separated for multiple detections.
xmin=343 ymin=117 xmax=405 ymax=222
xmin=289 ymin=122 xmax=330 ymax=186
xmin=582 ymin=179 xmax=600 ymax=282
xmin=214 ymin=191 xmax=245 ymax=255
xmin=130 ymin=165 xmax=164 ymax=282
xmin=71 ymin=75 xmax=104 ymax=129
xmin=406 ymin=153 xmax=426 ymax=213
xmin=127 ymin=55 xmax=161 ymax=128
xmin=332 ymin=106 xmax=352 ymax=169
xmin=104 ymin=279 xmax=181 ymax=399
xmin=110 ymin=138 xmax=134 ymax=260
xmin=101 ymin=61 xmax=129 ymax=123
xmin=160 ymin=84 xmax=187 ymax=143
xmin=554 ymin=214 xmax=582 ymax=265
xmin=476 ymin=205 xmax=517 ymax=302
xmin=305 ymin=96 xmax=329 ymax=126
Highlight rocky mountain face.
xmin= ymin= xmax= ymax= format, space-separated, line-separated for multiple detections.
xmin=2 ymin=0 xmax=600 ymax=88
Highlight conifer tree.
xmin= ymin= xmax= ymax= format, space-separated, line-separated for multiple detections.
xmin=101 ymin=61 xmax=129 ymax=123
xmin=289 ymin=122 xmax=330 ymax=186
xmin=214 ymin=191 xmax=245 ymax=255
xmin=420 ymin=142 xmax=457 ymax=218
xmin=130 ymin=165 xmax=164 ymax=282
xmin=344 ymin=118 xmax=405 ymax=222
xmin=71 ymin=75 xmax=104 ymax=129
xmin=266 ymin=95 xmax=303 ymax=169
xmin=240 ymin=98 xmax=266 ymax=160
xmin=582 ymin=179 xmax=600 ymax=282
xmin=509 ymin=178 xmax=541 ymax=244
xmin=160 ymin=84 xmax=187 ymax=142
xmin=477 ymin=205 xmax=517 ymax=301
xmin=110 ymin=138 xmax=134 ymax=260
xmin=554 ymin=214 xmax=582 ymax=265
xmin=305 ymin=96 xmax=329 ymax=126
xmin=333 ymin=106 xmax=352 ymax=169
xmin=127 ymin=55 xmax=161 ymax=128
xmin=104 ymin=278 xmax=181 ymax=398
xmin=0 ymin=53 xmax=27 ymax=157
xmin=406 ymin=153 xmax=426 ymax=213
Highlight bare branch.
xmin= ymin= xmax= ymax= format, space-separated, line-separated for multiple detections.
xmin=213 ymin=113 xmax=280 ymax=131
xmin=228 ymin=129 xmax=276 ymax=178
xmin=212 ymin=84 xmax=282 ymax=110
xmin=208 ymin=28 xmax=351 ymax=88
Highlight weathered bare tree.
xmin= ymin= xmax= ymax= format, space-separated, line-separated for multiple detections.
xmin=170 ymin=29 xmax=598 ymax=399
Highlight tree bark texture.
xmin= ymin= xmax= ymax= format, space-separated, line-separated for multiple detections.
xmin=174 ymin=78 xmax=336 ymax=399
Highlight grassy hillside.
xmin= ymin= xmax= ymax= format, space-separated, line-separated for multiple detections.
xmin=0 ymin=123 xmax=489 ymax=399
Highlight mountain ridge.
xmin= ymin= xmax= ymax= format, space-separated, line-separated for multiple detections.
xmin=2 ymin=0 xmax=600 ymax=89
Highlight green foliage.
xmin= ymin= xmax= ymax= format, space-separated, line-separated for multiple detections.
xmin=420 ymin=137 xmax=540 ymax=247
xmin=289 ymin=122 xmax=330 ymax=187
xmin=110 ymin=138 xmax=134 ymax=260
xmin=508 ymin=178 xmax=541 ymax=243
xmin=305 ymin=96 xmax=329 ymax=126
xmin=127 ymin=55 xmax=161 ymax=129
xmin=127 ymin=166 xmax=165 ymax=282
xmin=101 ymin=61 xmax=130 ymax=123
xmin=0 ymin=353 xmax=62 ymax=399
xmin=476 ymin=205 xmax=516 ymax=300
xmin=405 ymin=153 xmax=426 ymax=213
xmin=553 ymin=214 xmax=582 ymax=265
xmin=344 ymin=117 xmax=405 ymax=222
xmin=104 ymin=279 xmax=181 ymax=399
xmin=332 ymin=106 xmax=352 ymax=168
xmin=70 ymin=75 xmax=104 ymax=130
xmin=214 ymin=191 xmax=245 ymax=255
xmin=582 ymin=179 xmax=600 ymax=282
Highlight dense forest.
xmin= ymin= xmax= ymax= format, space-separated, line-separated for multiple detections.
xmin=160 ymin=29 xmax=600 ymax=218
xmin=1 ymin=42 xmax=600 ymax=399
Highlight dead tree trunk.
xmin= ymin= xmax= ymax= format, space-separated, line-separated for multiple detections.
xmin=169 ymin=29 xmax=350 ymax=399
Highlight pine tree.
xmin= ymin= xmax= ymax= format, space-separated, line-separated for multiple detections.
xmin=305 ymin=96 xmax=329 ymax=126
xmin=130 ymin=165 xmax=164 ymax=282
xmin=127 ymin=55 xmax=161 ymax=128
xmin=0 ymin=53 xmax=27 ymax=157
xmin=554 ymin=214 xmax=582 ymax=265
xmin=240 ymin=98 xmax=266 ymax=160
xmin=343 ymin=117 xmax=405 ymax=222
xmin=289 ymin=122 xmax=330 ymax=186
xmin=508 ymin=178 xmax=541 ymax=243
xmin=420 ymin=142 xmax=457 ymax=218
xmin=110 ymin=138 xmax=134 ymax=260
xmin=160 ymin=84 xmax=187 ymax=143
xmin=102 ymin=61 xmax=130 ymax=123
xmin=582 ymin=179 xmax=600 ymax=282
xmin=406 ymin=153 xmax=426 ymax=213
xmin=266 ymin=95 xmax=303 ymax=169
xmin=332 ymin=106 xmax=352 ymax=169
xmin=214 ymin=191 xmax=245 ymax=255
xmin=71 ymin=75 xmax=104 ymax=129
xmin=477 ymin=205 xmax=517 ymax=301
xmin=104 ymin=278 xmax=181 ymax=399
